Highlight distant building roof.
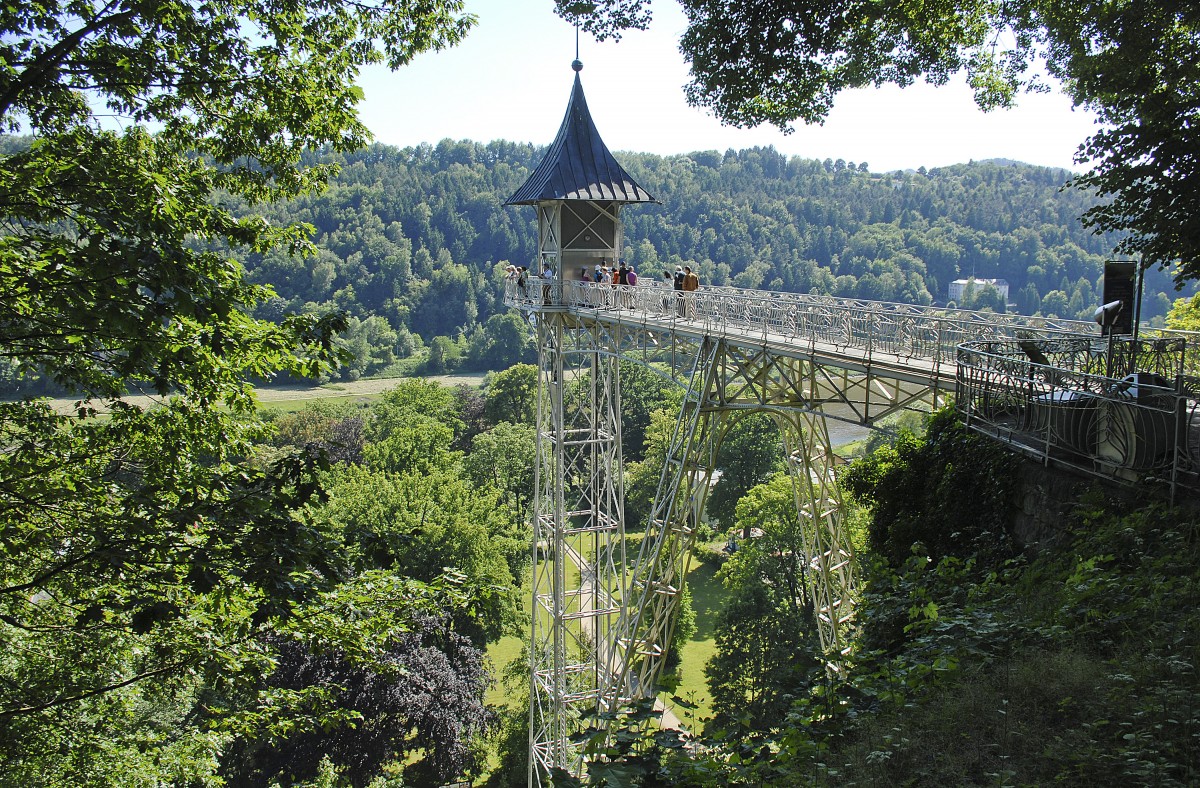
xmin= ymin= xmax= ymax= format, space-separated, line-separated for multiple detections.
xmin=951 ymin=277 xmax=1009 ymax=288
xmin=505 ymin=65 xmax=658 ymax=206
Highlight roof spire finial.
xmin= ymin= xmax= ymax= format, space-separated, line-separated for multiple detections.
xmin=572 ymin=22 xmax=583 ymax=72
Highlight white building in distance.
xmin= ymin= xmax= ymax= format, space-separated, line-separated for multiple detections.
xmin=948 ymin=277 xmax=1010 ymax=303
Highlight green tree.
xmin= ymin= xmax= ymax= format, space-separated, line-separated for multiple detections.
xmin=363 ymin=413 xmax=459 ymax=476
xmin=0 ymin=0 xmax=475 ymax=781
xmin=615 ymin=362 xmax=679 ymax=463
xmin=316 ymin=465 xmax=521 ymax=644
xmin=368 ymin=378 xmax=465 ymax=443
xmin=723 ymin=474 xmax=814 ymax=620
xmin=559 ymin=0 xmax=1200 ymax=285
xmin=1166 ymin=294 xmax=1200 ymax=333
xmin=663 ymin=582 xmax=696 ymax=672
xmin=463 ymin=421 xmax=538 ymax=518
xmin=623 ymin=408 xmax=679 ymax=530
xmin=842 ymin=409 xmax=1018 ymax=570
xmin=338 ymin=314 xmax=400 ymax=380
xmin=464 ymin=311 xmax=535 ymax=371
xmin=700 ymin=473 xmax=823 ymax=729
xmin=703 ymin=582 xmax=819 ymax=731
xmin=425 ymin=334 xmax=465 ymax=374
xmin=707 ymin=413 xmax=782 ymax=531
xmin=484 ymin=363 xmax=538 ymax=425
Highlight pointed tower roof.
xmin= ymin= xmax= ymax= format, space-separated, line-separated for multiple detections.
xmin=505 ymin=63 xmax=658 ymax=206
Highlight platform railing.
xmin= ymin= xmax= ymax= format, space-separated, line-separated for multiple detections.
xmin=506 ymin=277 xmax=1199 ymax=495
xmin=504 ymin=278 xmax=1097 ymax=369
xmin=957 ymin=336 xmax=1198 ymax=496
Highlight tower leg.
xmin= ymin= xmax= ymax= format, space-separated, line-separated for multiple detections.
xmin=528 ymin=317 xmax=627 ymax=786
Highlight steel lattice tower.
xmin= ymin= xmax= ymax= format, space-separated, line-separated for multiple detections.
xmin=506 ymin=61 xmax=905 ymax=786
xmin=504 ymin=60 xmax=658 ymax=784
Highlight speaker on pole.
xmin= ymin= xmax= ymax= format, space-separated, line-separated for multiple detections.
xmin=1101 ymin=260 xmax=1136 ymax=336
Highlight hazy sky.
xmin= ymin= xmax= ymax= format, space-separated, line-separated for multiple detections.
xmin=357 ymin=0 xmax=1101 ymax=173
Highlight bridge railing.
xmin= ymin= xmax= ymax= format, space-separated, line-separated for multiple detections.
xmin=957 ymin=335 xmax=1199 ymax=496
xmin=504 ymin=278 xmax=1096 ymax=368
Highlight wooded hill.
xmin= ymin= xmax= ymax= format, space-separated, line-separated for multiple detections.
xmin=3 ymin=134 xmax=1185 ymax=390
xmin=235 ymin=139 xmax=1189 ymax=379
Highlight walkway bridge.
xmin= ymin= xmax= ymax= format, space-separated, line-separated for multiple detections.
xmin=505 ymin=278 xmax=1198 ymax=784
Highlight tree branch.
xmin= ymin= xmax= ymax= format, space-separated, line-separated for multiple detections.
xmin=0 ymin=3 xmax=138 ymax=119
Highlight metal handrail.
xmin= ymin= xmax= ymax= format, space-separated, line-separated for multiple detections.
xmin=956 ymin=336 xmax=1197 ymax=495
xmin=504 ymin=278 xmax=1097 ymax=369
xmin=505 ymin=277 xmax=1199 ymax=494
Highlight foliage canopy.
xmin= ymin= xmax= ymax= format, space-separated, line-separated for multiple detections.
xmin=0 ymin=0 xmax=479 ymax=782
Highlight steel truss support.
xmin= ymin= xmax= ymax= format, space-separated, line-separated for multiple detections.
xmin=771 ymin=410 xmax=854 ymax=659
xmin=603 ymin=338 xmax=724 ymax=710
xmin=528 ymin=313 xmax=628 ymax=786
xmin=599 ymin=339 xmax=857 ymax=723
xmin=528 ymin=327 xmax=934 ymax=784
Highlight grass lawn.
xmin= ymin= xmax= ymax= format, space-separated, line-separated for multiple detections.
xmin=485 ymin=634 xmax=525 ymax=709
xmin=660 ymin=554 xmax=725 ymax=730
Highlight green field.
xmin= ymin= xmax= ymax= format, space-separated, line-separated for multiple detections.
xmin=257 ymin=394 xmax=379 ymax=413
xmin=666 ymin=559 xmax=723 ymax=727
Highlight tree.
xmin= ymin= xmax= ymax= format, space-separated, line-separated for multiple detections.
xmin=220 ymin=610 xmax=491 ymax=787
xmin=623 ymin=408 xmax=679 ymax=530
xmin=704 ymin=582 xmax=819 ymax=731
xmin=723 ymin=474 xmax=814 ymax=620
xmin=1166 ymin=294 xmax=1200 ymax=333
xmin=842 ymin=409 xmax=1018 ymax=570
xmin=368 ymin=378 xmax=466 ymax=443
xmin=425 ymin=333 xmax=465 ymax=374
xmin=484 ymin=363 xmax=538 ymax=425
xmin=701 ymin=473 xmax=823 ymax=729
xmin=316 ymin=464 xmax=522 ymax=644
xmin=0 ymin=0 xmax=475 ymax=780
xmin=707 ymin=413 xmax=782 ymax=531
xmin=465 ymin=311 xmax=535 ymax=371
xmin=614 ymin=361 xmax=679 ymax=463
xmin=464 ymin=421 xmax=538 ymax=517
xmin=558 ymin=0 xmax=1200 ymax=285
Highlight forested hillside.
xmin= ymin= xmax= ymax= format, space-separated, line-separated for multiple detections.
xmin=236 ymin=139 xmax=1187 ymax=381
xmin=2 ymin=134 xmax=1188 ymax=392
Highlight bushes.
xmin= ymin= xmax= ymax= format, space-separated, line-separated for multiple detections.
xmin=842 ymin=408 xmax=1019 ymax=568
xmin=833 ymin=493 xmax=1200 ymax=786
xmin=692 ymin=540 xmax=728 ymax=568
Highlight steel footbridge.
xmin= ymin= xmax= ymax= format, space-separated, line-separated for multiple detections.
xmin=505 ymin=278 xmax=1190 ymax=784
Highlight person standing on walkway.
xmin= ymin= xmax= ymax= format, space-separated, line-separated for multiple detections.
xmin=682 ymin=265 xmax=699 ymax=318
xmin=595 ymin=264 xmax=609 ymax=307
xmin=673 ymin=265 xmax=685 ymax=317
xmin=618 ymin=260 xmax=633 ymax=308
xmin=541 ymin=261 xmax=554 ymax=305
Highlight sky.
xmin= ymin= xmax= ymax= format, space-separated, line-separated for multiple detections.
xmin=357 ymin=0 xmax=1101 ymax=174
